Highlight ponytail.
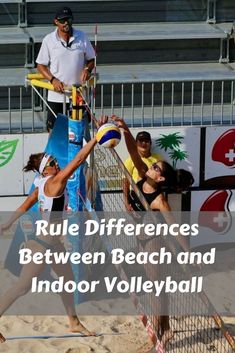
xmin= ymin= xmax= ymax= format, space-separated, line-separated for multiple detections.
xmin=159 ymin=162 xmax=194 ymax=193
xmin=175 ymin=169 xmax=194 ymax=192
xmin=23 ymin=152 xmax=45 ymax=173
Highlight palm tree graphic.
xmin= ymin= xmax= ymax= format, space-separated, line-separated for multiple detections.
xmin=156 ymin=132 xmax=188 ymax=168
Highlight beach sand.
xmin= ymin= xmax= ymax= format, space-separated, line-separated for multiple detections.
xmin=1 ymin=314 xmax=151 ymax=353
xmin=2 ymin=314 xmax=235 ymax=353
xmin=0 ymin=260 xmax=151 ymax=353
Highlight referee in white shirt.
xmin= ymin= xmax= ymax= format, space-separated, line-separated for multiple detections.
xmin=36 ymin=6 xmax=95 ymax=131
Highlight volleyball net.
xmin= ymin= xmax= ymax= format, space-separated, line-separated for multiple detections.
xmin=92 ymin=144 xmax=235 ymax=353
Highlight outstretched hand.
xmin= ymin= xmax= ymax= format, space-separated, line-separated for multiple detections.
xmin=0 ymin=224 xmax=7 ymax=236
xmin=96 ymin=115 xmax=109 ymax=128
xmin=0 ymin=221 xmax=12 ymax=236
xmin=111 ymin=115 xmax=128 ymax=130
xmin=96 ymin=115 xmax=129 ymax=131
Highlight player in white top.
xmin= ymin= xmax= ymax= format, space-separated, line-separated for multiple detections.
xmin=0 ymin=117 xmax=108 ymax=342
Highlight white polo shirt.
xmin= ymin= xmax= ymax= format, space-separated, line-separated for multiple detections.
xmin=36 ymin=28 xmax=95 ymax=103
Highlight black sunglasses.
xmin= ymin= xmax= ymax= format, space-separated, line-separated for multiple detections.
xmin=57 ymin=17 xmax=72 ymax=24
xmin=152 ymin=163 xmax=162 ymax=173
xmin=45 ymin=158 xmax=57 ymax=168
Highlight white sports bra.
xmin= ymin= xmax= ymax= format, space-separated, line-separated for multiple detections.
xmin=35 ymin=175 xmax=66 ymax=212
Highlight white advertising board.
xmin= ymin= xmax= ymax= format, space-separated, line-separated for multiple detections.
xmin=205 ymin=127 xmax=235 ymax=181
xmin=0 ymin=196 xmax=27 ymax=211
xmin=23 ymin=133 xmax=48 ymax=193
xmin=115 ymin=126 xmax=201 ymax=186
xmin=190 ymin=189 xmax=235 ymax=248
xmin=0 ymin=197 xmax=27 ymax=261
xmin=0 ymin=135 xmax=23 ymax=196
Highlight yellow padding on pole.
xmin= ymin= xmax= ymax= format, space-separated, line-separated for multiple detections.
xmin=27 ymin=73 xmax=45 ymax=80
xmin=72 ymin=86 xmax=77 ymax=120
xmin=30 ymin=79 xmax=54 ymax=91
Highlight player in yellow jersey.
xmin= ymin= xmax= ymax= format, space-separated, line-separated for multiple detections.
xmin=123 ymin=131 xmax=162 ymax=211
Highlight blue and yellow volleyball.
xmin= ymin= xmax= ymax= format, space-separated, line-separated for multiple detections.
xmin=96 ymin=123 xmax=121 ymax=148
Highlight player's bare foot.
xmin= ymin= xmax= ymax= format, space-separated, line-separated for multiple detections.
xmin=161 ymin=329 xmax=174 ymax=348
xmin=0 ymin=333 xmax=6 ymax=343
xmin=69 ymin=322 xmax=96 ymax=336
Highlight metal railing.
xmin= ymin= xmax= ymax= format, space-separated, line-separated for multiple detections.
xmin=96 ymin=79 xmax=235 ymax=127
xmin=207 ymin=0 xmax=217 ymax=24
xmin=0 ymin=78 xmax=235 ymax=134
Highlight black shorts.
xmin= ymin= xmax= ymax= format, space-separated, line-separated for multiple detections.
xmin=47 ymin=102 xmax=70 ymax=131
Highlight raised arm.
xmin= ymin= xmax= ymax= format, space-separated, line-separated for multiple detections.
xmin=48 ymin=137 xmax=97 ymax=195
xmin=123 ymin=177 xmax=132 ymax=211
xmin=112 ymin=116 xmax=148 ymax=178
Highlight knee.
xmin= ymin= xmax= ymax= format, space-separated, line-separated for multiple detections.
xmin=13 ymin=282 xmax=31 ymax=297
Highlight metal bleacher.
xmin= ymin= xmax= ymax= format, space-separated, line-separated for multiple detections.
xmin=0 ymin=0 xmax=235 ymax=132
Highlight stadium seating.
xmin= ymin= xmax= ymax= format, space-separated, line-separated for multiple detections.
xmin=0 ymin=0 xmax=235 ymax=131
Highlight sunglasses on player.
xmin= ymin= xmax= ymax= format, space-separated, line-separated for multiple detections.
xmin=45 ymin=158 xmax=58 ymax=169
xmin=151 ymin=163 xmax=162 ymax=173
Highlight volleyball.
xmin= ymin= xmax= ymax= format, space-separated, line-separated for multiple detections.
xmin=96 ymin=123 xmax=121 ymax=148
